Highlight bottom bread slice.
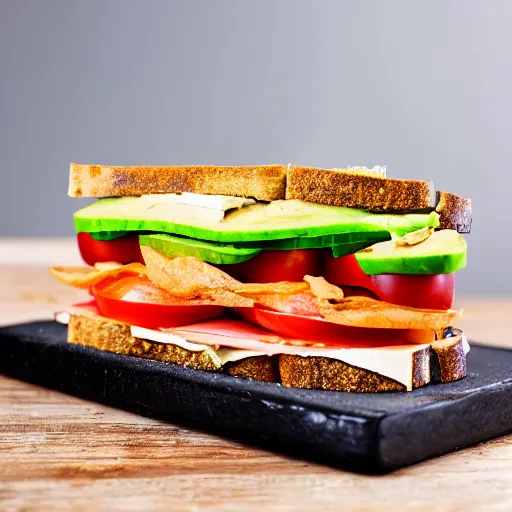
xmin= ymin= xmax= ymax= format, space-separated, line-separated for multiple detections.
xmin=63 ymin=311 xmax=467 ymax=392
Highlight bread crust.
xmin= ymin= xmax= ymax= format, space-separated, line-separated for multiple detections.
xmin=69 ymin=163 xmax=287 ymax=202
xmin=286 ymin=166 xmax=435 ymax=211
xmin=436 ymin=191 xmax=472 ymax=233
xmin=430 ymin=335 xmax=467 ymax=383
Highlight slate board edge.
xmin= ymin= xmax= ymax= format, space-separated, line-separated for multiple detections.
xmin=379 ymin=379 xmax=512 ymax=469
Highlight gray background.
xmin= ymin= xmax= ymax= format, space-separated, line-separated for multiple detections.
xmin=1 ymin=0 xmax=510 ymax=295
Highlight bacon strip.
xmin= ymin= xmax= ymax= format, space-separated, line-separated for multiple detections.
xmin=142 ymin=249 xmax=458 ymax=330
xmin=320 ymin=297 xmax=457 ymax=330
xmin=142 ymin=246 xmax=310 ymax=298
xmin=141 ymin=247 xmax=241 ymax=298
xmin=49 ymin=263 xmax=146 ymax=289
xmin=52 ymin=249 xmax=458 ymax=331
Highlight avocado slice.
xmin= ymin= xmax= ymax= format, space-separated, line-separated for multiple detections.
xmin=92 ymin=228 xmax=390 ymax=249
xmin=139 ymin=234 xmax=263 ymax=265
xmin=75 ymin=197 xmax=439 ymax=243
xmin=139 ymin=233 xmax=381 ymax=265
xmin=355 ymin=229 xmax=467 ymax=275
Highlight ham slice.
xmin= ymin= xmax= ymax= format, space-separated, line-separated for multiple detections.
xmin=152 ymin=318 xmax=432 ymax=352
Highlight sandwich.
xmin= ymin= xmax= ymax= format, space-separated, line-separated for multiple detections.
xmin=51 ymin=163 xmax=472 ymax=392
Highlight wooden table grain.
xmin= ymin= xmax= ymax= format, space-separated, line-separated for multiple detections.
xmin=1 ymin=238 xmax=512 ymax=511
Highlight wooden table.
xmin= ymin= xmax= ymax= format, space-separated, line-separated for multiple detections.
xmin=1 ymin=239 xmax=512 ymax=511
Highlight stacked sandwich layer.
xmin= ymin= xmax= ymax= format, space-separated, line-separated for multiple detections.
xmin=51 ymin=163 xmax=472 ymax=392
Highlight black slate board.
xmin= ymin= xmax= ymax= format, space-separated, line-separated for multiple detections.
xmin=1 ymin=320 xmax=512 ymax=472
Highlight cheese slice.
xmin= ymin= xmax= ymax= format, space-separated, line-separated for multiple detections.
xmin=174 ymin=192 xmax=256 ymax=211
xmin=139 ymin=193 xmax=256 ymax=222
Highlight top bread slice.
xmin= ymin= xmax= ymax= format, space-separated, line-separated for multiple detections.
xmin=69 ymin=163 xmax=471 ymax=232
xmin=68 ymin=163 xmax=287 ymax=202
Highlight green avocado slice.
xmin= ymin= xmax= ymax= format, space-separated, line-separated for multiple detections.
xmin=75 ymin=197 xmax=439 ymax=243
xmin=139 ymin=234 xmax=381 ymax=265
xmin=139 ymin=234 xmax=263 ymax=265
xmin=234 ymin=231 xmax=390 ymax=249
xmin=91 ymin=229 xmax=390 ymax=249
xmin=355 ymin=230 xmax=467 ymax=275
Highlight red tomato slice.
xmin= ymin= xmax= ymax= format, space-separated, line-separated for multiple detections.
xmin=77 ymin=233 xmax=143 ymax=266
xmin=321 ymin=252 xmax=455 ymax=310
xmin=237 ymin=307 xmax=433 ymax=347
xmin=372 ymin=273 xmax=455 ymax=310
xmin=92 ymin=275 xmax=224 ymax=329
xmin=220 ymin=249 xmax=321 ymax=283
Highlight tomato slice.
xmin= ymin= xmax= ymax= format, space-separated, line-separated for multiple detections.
xmin=372 ymin=273 xmax=455 ymax=310
xmin=92 ymin=275 xmax=224 ymax=329
xmin=237 ymin=307 xmax=434 ymax=347
xmin=78 ymin=233 xmax=143 ymax=266
xmin=220 ymin=249 xmax=321 ymax=283
xmin=321 ymin=252 xmax=455 ymax=310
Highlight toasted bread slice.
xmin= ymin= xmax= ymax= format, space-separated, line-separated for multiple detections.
xmin=69 ymin=163 xmax=287 ymax=202
xmin=436 ymin=191 xmax=472 ymax=233
xmin=286 ymin=166 xmax=436 ymax=211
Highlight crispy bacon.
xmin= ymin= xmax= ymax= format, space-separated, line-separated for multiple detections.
xmin=49 ymin=263 xmax=146 ymax=289
xmin=320 ymin=296 xmax=457 ymax=330
xmin=52 ymin=249 xmax=458 ymax=331
xmin=141 ymin=246 xmax=241 ymax=298
xmin=234 ymin=281 xmax=310 ymax=296
xmin=142 ymin=250 xmax=459 ymax=329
